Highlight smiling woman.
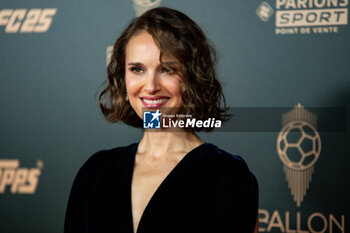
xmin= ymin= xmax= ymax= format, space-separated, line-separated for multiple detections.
xmin=96 ymin=6 xmax=229 ymax=131
xmin=125 ymin=31 xmax=183 ymax=115
xmin=64 ymin=7 xmax=259 ymax=233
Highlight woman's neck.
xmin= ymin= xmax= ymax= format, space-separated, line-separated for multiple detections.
xmin=137 ymin=130 xmax=204 ymax=159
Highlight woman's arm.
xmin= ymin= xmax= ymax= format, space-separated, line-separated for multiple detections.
xmin=64 ymin=164 xmax=88 ymax=233
xmin=253 ymin=214 xmax=259 ymax=233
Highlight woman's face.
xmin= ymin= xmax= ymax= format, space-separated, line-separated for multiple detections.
xmin=125 ymin=31 xmax=183 ymax=119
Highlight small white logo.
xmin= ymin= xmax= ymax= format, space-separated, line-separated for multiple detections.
xmin=132 ymin=0 xmax=162 ymax=17
xmin=0 ymin=8 xmax=57 ymax=33
xmin=0 ymin=159 xmax=43 ymax=194
xmin=143 ymin=109 xmax=161 ymax=129
xmin=276 ymin=103 xmax=321 ymax=207
xmin=256 ymin=2 xmax=274 ymax=22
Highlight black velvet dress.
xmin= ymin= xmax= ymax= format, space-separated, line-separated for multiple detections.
xmin=64 ymin=142 xmax=258 ymax=233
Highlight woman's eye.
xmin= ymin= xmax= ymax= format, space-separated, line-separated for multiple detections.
xmin=160 ymin=67 xmax=175 ymax=74
xmin=130 ymin=66 xmax=144 ymax=74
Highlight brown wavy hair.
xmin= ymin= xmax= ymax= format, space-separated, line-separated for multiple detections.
xmin=96 ymin=7 xmax=230 ymax=131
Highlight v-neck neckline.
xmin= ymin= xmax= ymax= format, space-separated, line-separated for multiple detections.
xmin=127 ymin=142 xmax=208 ymax=233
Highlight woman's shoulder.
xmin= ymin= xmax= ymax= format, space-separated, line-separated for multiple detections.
xmin=204 ymin=143 xmax=258 ymax=184
xmin=205 ymin=143 xmax=251 ymax=172
xmin=77 ymin=143 xmax=137 ymax=175
xmin=204 ymin=144 xmax=258 ymax=233
xmin=205 ymin=143 xmax=258 ymax=197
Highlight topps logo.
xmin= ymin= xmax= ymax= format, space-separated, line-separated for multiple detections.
xmin=0 ymin=159 xmax=43 ymax=194
xmin=0 ymin=8 xmax=57 ymax=33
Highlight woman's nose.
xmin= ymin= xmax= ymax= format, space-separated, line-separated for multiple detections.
xmin=144 ymin=71 xmax=160 ymax=94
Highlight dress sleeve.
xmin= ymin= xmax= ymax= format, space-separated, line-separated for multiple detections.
xmin=233 ymin=159 xmax=259 ymax=233
xmin=242 ymin=171 xmax=259 ymax=233
xmin=214 ymin=155 xmax=259 ymax=233
xmin=63 ymin=161 xmax=89 ymax=233
xmin=63 ymin=150 xmax=107 ymax=233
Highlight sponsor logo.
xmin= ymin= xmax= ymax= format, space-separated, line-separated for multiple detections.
xmin=257 ymin=2 xmax=275 ymax=22
xmin=0 ymin=159 xmax=43 ymax=194
xmin=106 ymin=1 xmax=162 ymax=65
xmin=132 ymin=0 xmax=162 ymax=17
xmin=0 ymin=8 xmax=57 ymax=33
xmin=277 ymin=103 xmax=321 ymax=207
xmin=258 ymin=209 xmax=345 ymax=232
xmin=106 ymin=45 xmax=113 ymax=66
xmin=256 ymin=0 xmax=348 ymax=34
xmin=142 ymin=109 xmax=222 ymax=129
xmin=257 ymin=103 xmax=345 ymax=233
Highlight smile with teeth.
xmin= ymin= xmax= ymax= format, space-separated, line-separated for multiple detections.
xmin=142 ymin=98 xmax=169 ymax=104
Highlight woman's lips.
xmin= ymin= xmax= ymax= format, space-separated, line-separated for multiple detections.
xmin=140 ymin=97 xmax=169 ymax=108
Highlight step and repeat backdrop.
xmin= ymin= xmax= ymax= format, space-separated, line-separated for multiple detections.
xmin=0 ymin=0 xmax=349 ymax=232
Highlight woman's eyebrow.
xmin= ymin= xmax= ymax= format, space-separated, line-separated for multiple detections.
xmin=127 ymin=62 xmax=143 ymax=66
xmin=161 ymin=61 xmax=180 ymax=66
xmin=127 ymin=62 xmax=179 ymax=66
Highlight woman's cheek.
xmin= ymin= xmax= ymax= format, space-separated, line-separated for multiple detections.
xmin=125 ymin=76 xmax=142 ymax=95
xmin=166 ymin=78 xmax=182 ymax=96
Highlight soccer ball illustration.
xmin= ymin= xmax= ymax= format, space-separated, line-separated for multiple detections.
xmin=277 ymin=120 xmax=321 ymax=171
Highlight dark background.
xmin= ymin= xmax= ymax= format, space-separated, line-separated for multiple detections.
xmin=0 ymin=0 xmax=349 ymax=232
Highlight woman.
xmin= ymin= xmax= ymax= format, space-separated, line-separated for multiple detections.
xmin=64 ymin=7 xmax=258 ymax=233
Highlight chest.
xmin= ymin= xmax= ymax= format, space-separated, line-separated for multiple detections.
xmin=89 ymin=147 xmax=231 ymax=233
xmin=131 ymin=157 xmax=181 ymax=233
